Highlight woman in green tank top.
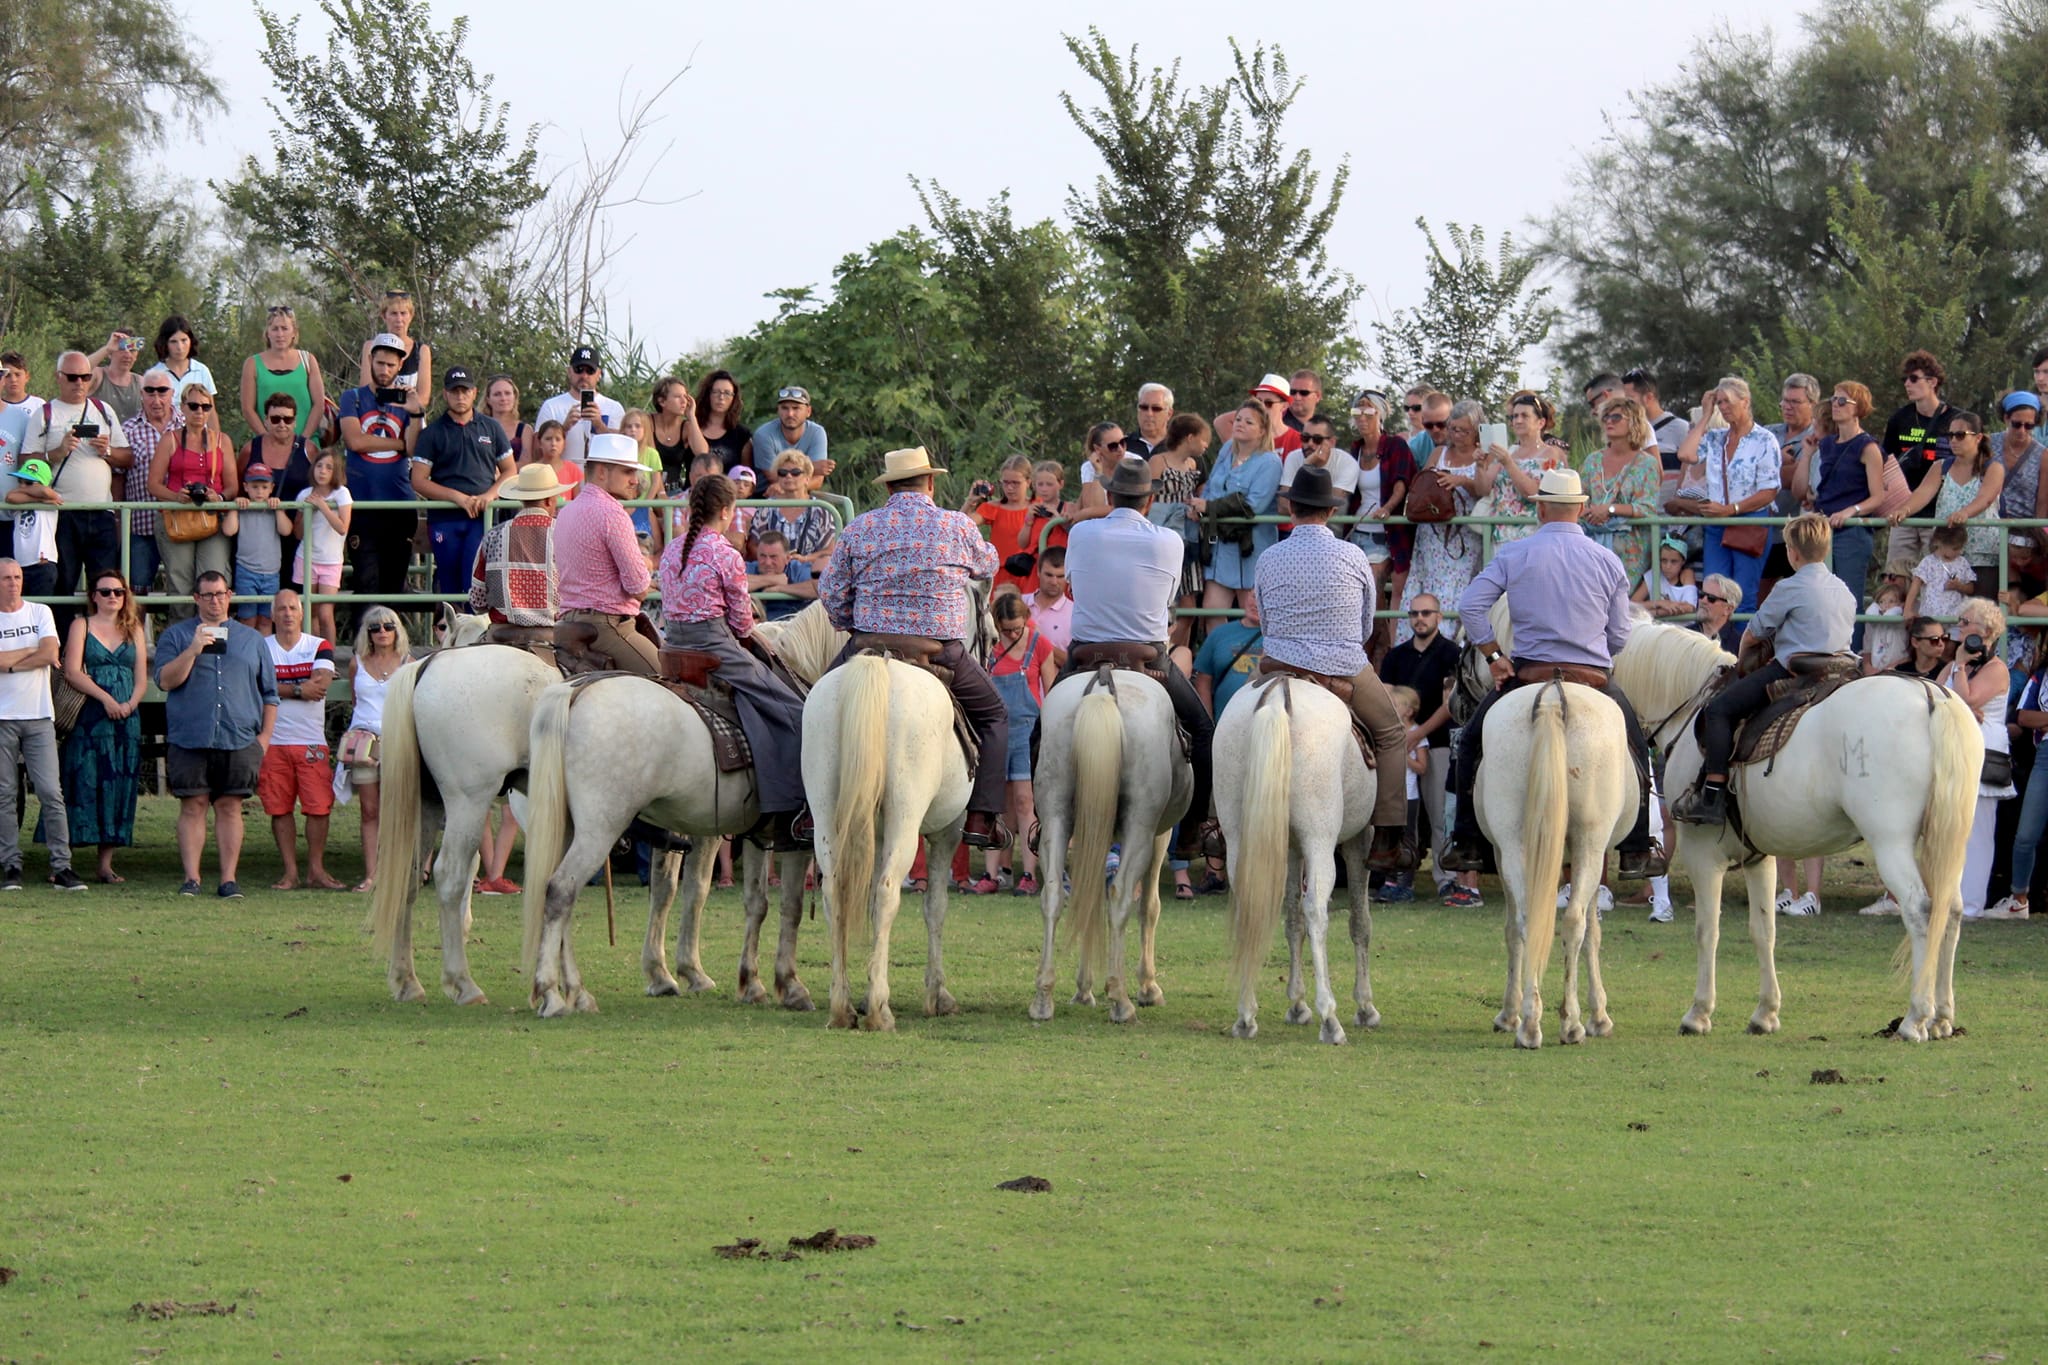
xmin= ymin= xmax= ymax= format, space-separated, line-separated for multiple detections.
xmin=238 ymin=305 xmax=325 ymax=440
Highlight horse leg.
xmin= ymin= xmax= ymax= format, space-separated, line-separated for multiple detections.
xmin=1284 ymin=848 xmax=1313 ymax=1026
xmin=435 ymin=799 xmax=489 ymax=1005
xmin=1582 ymin=856 xmax=1613 ymax=1038
xmin=1103 ymin=830 xmax=1146 ymax=1025
xmin=1494 ymin=881 xmax=1523 ymax=1035
xmin=1031 ymin=812 xmax=1068 ymax=1021
xmin=771 ymin=850 xmax=814 ymax=1011
xmin=1741 ymin=857 xmax=1781 ymax=1035
xmin=1876 ymin=841 xmax=1939 ymax=1041
xmin=1301 ymin=849 xmax=1345 ymax=1045
xmin=1341 ymin=836 xmax=1378 ymax=1029
xmin=386 ymin=869 xmax=429 ymax=1004
xmin=533 ymin=830 xmax=612 ymax=1017
xmin=665 ymin=843 xmax=718 ymax=996
xmin=1134 ymin=830 xmax=1170 ymax=1008
xmin=1681 ymin=854 xmax=1732 ymax=1035
xmin=641 ymin=846 xmax=683 ymax=996
xmin=922 ymin=826 xmax=962 ymax=1018
xmin=1557 ymin=881 xmax=1589 ymax=1046
xmin=825 ymin=842 xmax=857 ymax=1030
xmin=1227 ymin=841 xmax=1259 ymax=1041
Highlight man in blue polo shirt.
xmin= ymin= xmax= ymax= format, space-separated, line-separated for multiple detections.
xmin=338 ymin=334 xmax=417 ymax=609
xmin=410 ymin=366 xmax=514 ymax=595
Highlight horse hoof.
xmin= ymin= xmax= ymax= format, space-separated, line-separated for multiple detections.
xmin=1514 ymin=1028 xmax=1543 ymax=1050
xmin=1492 ymin=1012 xmax=1517 ymax=1033
xmin=1072 ymin=990 xmax=1096 ymax=1008
xmin=1587 ymin=1016 xmax=1614 ymax=1038
xmin=1561 ymin=1022 xmax=1586 ymax=1045
xmin=1284 ymin=1002 xmax=1314 ymax=1026
xmin=648 ymin=976 xmax=683 ymax=998
xmin=1679 ymin=1012 xmax=1713 ymax=1036
xmin=1108 ymin=999 xmax=1136 ymax=1025
xmin=1028 ymin=996 xmax=1054 ymax=1023
xmin=393 ymin=979 xmax=428 ymax=1005
xmin=571 ymin=990 xmax=599 ymax=1014
xmin=1230 ymin=1018 xmax=1258 ymax=1040
xmin=736 ymin=980 xmax=768 ymax=1004
xmin=1357 ymin=1007 xmax=1382 ymax=1030
xmin=1318 ymin=1018 xmax=1347 ymax=1046
xmin=1931 ymin=1017 xmax=1955 ymax=1040
xmin=1893 ymin=1019 xmax=1930 ymax=1043
xmin=536 ymin=991 xmax=570 ymax=1019
xmin=781 ymin=984 xmax=816 ymax=1012
xmin=827 ymin=1004 xmax=857 ymax=1030
xmin=861 ymin=1005 xmax=896 ymax=1032
xmin=1136 ymin=983 xmax=1165 ymax=1007
xmin=1746 ymin=1011 xmax=1780 ymax=1035
xmin=929 ymin=989 xmax=960 ymax=1017
xmin=451 ymin=984 xmax=489 ymax=1007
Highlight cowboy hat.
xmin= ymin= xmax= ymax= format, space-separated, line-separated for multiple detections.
xmin=502 ymin=463 xmax=563 ymax=500
xmin=1531 ymin=468 xmax=1589 ymax=504
xmin=1102 ymin=455 xmax=1154 ymax=497
xmin=584 ymin=432 xmax=643 ymax=467
xmin=1284 ymin=464 xmax=1344 ymax=509
xmin=872 ymin=446 xmax=948 ymax=485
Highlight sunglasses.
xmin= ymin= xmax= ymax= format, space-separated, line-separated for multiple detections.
xmin=267 ymin=304 xmax=295 ymax=316
xmin=1404 ymin=404 xmax=1424 ymax=413
xmin=94 ymin=586 xmax=126 ymax=597
xmin=1700 ymin=593 xmax=1727 ymax=605
xmin=1600 ymin=411 xmax=1629 ymax=422
xmin=1948 ymin=430 xmax=1977 ymax=441
xmin=382 ymin=289 xmax=412 ymax=300
xmin=2009 ymin=419 xmax=2037 ymax=430
xmin=184 ymin=402 xmax=214 ymax=412
xmin=370 ymin=622 xmax=396 ymax=632
xmin=61 ymin=372 xmax=93 ymax=382
xmin=572 ymin=365 xmax=599 ymax=376
xmin=1289 ymin=388 xmax=1317 ymax=398
xmin=1408 ymin=609 xmax=1439 ymax=618
xmin=1302 ymin=434 xmax=1333 ymax=446
xmin=1137 ymin=403 xmax=1169 ymax=413
xmin=1830 ymin=395 xmax=1855 ymax=406
xmin=142 ymin=384 xmax=172 ymax=394
xmin=266 ymin=414 xmax=295 ymax=425
xmin=1914 ymin=634 xmax=1946 ymax=645
xmin=774 ymin=468 xmax=804 ymax=478
xmin=1101 ymin=438 xmax=1126 ymax=450
xmin=1423 ymin=421 xmax=1447 ymax=432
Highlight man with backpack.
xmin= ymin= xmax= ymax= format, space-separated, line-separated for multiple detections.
xmin=23 ymin=351 xmax=130 ymax=621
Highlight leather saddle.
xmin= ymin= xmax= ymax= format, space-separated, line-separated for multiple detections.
xmin=1708 ymin=651 xmax=1865 ymax=773
xmin=845 ymin=632 xmax=978 ymax=772
xmin=1069 ymin=640 xmax=1166 ymax=682
xmin=477 ymin=621 xmax=617 ymax=679
xmin=1256 ymin=658 xmax=1373 ymax=768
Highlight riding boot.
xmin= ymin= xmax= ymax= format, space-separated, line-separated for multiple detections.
xmin=770 ymin=807 xmax=814 ymax=853
xmin=963 ymin=811 xmax=1012 ymax=850
xmin=1366 ymin=825 xmax=1417 ymax=872
xmin=1439 ymin=684 xmax=1501 ymax=874
xmin=626 ymin=817 xmax=690 ymax=855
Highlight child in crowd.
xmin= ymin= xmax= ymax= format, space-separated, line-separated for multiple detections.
xmin=522 ymin=419 xmax=580 ymax=503
xmin=225 ymin=463 xmax=290 ymax=633
xmin=1392 ymin=683 xmax=1428 ymax=845
xmin=1906 ymin=525 xmax=1976 ymax=632
xmin=7 ymin=458 xmax=61 ymax=597
xmin=971 ymin=588 xmax=1057 ymax=896
xmin=970 ymin=454 xmax=1042 ymax=596
xmin=1862 ymin=578 xmax=1908 ymax=674
xmin=297 ymin=450 xmax=352 ymax=646
xmin=1634 ymin=536 xmax=1699 ymax=618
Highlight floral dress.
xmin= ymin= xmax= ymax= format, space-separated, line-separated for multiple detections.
xmin=1577 ymin=448 xmax=1665 ymax=588
xmin=1487 ymin=446 xmax=1558 ymax=545
xmin=1933 ymin=465 xmax=2000 ymax=568
xmin=1399 ymin=451 xmax=1481 ymax=643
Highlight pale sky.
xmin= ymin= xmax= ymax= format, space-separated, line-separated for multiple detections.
xmin=159 ymin=0 xmax=1821 ymax=382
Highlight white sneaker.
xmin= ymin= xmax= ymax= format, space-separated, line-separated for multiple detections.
xmin=1557 ymin=882 xmax=1573 ymax=910
xmin=1774 ymin=888 xmax=1795 ymax=915
xmin=1857 ymin=893 xmax=1899 ymax=917
xmin=1961 ymin=904 xmax=1984 ymax=921
xmin=1595 ymin=885 xmax=1615 ymax=916
xmin=1983 ymin=896 xmax=2031 ymax=920
xmin=1782 ymin=891 xmax=1819 ymax=917
xmin=1648 ymin=898 xmax=1674 ymax=924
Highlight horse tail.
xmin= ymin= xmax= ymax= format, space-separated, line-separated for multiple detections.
xmin=521 ymin=683 xmax=577 ymax=975
xmin=1895 ymin=690 xmax=1979 ymax=979
xmin=1519 ymin=686 xmax=1570 ymax=992
xmin=828 ymin=655 xmax=892 ymax=945
xmin=1065 ymin=689 xmax=1125 ymax=976
xmin=1228 ymin=694 xmax=1294 ymax=1002
xmin=366 ymin=660 xmax=424 ymax=958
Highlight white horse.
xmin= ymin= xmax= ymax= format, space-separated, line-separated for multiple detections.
xmin=1028 ymin=667 xmax=1192 ymax=1023
xmin=517 ymin=605 xmax=844 ymax=1018
xmin=365 ymin=606 xmax=559 ymax=1005
xmin=1217 ymin=674 xmax=1379 ymax=1044
xmin=1612 ymin=624 xmax=1981 ymax=1041
xmin=1477 ymin=679 xmax=1635 ymax=1049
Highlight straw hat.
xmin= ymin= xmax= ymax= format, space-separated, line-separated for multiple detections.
xmin=872 ymin=446 xmax=948 ymax=485
xmin=1531 ymin=468 xmax=1589 ymax=504
xmin=503 ymin=463 xmax=563 ymax=500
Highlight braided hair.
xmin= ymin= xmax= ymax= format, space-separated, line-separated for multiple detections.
xmin=677 ymin=473 xmax=736 ymax=571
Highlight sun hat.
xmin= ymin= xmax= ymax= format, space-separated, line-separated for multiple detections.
xmin=1249 ymin=373 xmax=1290 ymax=401
xmin=502 ymin=463 xmax=563 ymax=501
xmin=584 ymin=432 xmax=643 ymax=467
xmin=872 ymin=446 xmax=948 ymax=485
xmin=1531 ymin=468 xmax=1589 ymax=504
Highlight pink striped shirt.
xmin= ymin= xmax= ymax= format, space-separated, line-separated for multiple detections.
xmin=553 ymin=482 xmax=649 ymax=614
xmin=659 ymin=528 xmax=754 ymax=636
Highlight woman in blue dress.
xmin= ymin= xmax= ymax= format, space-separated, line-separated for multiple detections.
xmin=60 ymin=569 xmax=147 ymax=882
xmin=1201 ymin=401 xmax=1283 ymax=611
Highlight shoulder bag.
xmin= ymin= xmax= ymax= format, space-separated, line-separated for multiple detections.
xmin=1404 ymin=460 xmax=1458 ymax=523
xmin=1718 ymin=440 xmax=1769 ymax=557
xmin=162 ymin=439 xmax=222 ymax=544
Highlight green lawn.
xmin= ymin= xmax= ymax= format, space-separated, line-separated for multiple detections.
xmin=3 ymin=797 xmax=2045 ymax=1361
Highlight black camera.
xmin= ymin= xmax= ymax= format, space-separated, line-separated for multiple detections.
xmin=183 ymin=482 xmax=212 ymax=504
xmin=1003 ymin=552 xmax=1037 ymax=578
xmin=1962 ymin=633 xmax=1987 ymax=657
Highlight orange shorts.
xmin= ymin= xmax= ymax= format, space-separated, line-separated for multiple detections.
xmin=258 ymin=743 xmax=334 ymax=817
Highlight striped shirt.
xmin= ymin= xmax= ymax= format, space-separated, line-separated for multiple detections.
xmin=1254 ymin=523 xmax=1377 ymax=677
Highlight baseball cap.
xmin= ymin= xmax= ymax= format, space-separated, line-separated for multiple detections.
xmin=730 ymin=464 xmax=758 ymax=486
xmin=1249 ymin=373 xmax=1290 ymax=400
xmin=776 ymin=385 xmax=811 ymax=404
xmin=15 ymin=458 xmax=53 ymax=486
xmin=442 ymin=365 xmax=475 ymax=390
xmin=569 ymin=345 xmax=599 ymax=370
xmin=369 ymin=332 xmax=408 ymax=356
xmin=244 ymin=463 xmax=275 ymax=483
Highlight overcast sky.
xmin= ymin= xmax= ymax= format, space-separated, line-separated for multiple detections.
xmin=159 ymin=0 xmax=1821 ymax=382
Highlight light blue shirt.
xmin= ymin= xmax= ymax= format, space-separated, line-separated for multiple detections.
xmin=1067 ymin=507 xmax=1182 ymax=643
xmin=1459 ymin=520 xmax=1632 ymax=669
xmin=1202 ymin=448 xmax=1283 ymax=590
xmin=750 ymin=418 xmax=827 ymax=472
xmin=1747 ymin=561 xmax=1857 ymax=665
xmin=1255 ymin=524 xmax=1377 ymax=677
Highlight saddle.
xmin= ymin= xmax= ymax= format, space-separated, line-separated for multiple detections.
xmin=1712 ymin=652 xmax=1865 ymax=773
xmin=1069 ymin=640 xmax=1166 ymax=683
xmin=1078 ymin=657 xmax=1192 ymax=764
xmin=1256 ymin=658 xmax=1373 ymax=769
xmin=1516 ymin=662 xmax=1608 ymax=689
xmin=551 ymin=656 xmax=753 ymax=775
xmin=845 ymin=633 xmax=979 ymax=774
xmin=477 ymin=621 xmax=618 ymax=679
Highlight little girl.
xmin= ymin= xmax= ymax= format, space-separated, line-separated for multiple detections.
xmin=971 ymin=589 xmax=1058 ymax=896
xmin=297 ymin=450 xmax=352 ymax=644
xmin=969 ymin=454 xmax=1042 ymax=595
xmin=1862 ymin=579 xmax=1908 ymax=674
xmin=1633 ymin=537 xmax=1699 ymax=617
xmin=523 ymin=419 xmax=581 ymax=503
xmin=1906 ymin=525 xmax=1976 ymax=630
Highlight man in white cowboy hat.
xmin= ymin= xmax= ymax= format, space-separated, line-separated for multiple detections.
xmin=817 ymin=446 xmax=1010 ymax=848
xmin=1442 ymin=466 xmax=1665 ymax=880
xmin=468 ymin=462 xmax=564 ymax=626
xmin=1251 ymin=462 xmax=1415 ymax=870
xmin=554 ymin=432 xmax=659 ymax=675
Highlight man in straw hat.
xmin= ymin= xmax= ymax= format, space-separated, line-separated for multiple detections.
xmin=468 ymin=462 xmax=563 ymax=626
xmin=1250 ymin=463 xmax=1415 ymax=870
xmin=817 ymin=446 xmax=1011 ymax=848
xmin=554 ymin=431 xmax=659 ymax=675
xmin=1442 ymin=467 xmax=1666 ymax=880
xmin=1050 ymin=454 xmax=1219 ymax=859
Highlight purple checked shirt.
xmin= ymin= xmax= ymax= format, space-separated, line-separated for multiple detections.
xmin=1458 ymin=521 xmax=1632 ymax=669
xmin=819 ymin=490 xmax=998 ymax=639
xmin=1254 ymin=523 xmax=1377 ymax=676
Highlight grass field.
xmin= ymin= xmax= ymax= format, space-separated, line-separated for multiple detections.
xmin=4 ymin=795 xmax=2046 ymax=1361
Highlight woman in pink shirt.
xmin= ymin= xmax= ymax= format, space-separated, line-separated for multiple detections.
xmin=658 ymin=474 xmax=809 ymax=847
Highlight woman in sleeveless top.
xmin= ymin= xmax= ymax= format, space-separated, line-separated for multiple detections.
xmin=356 ymin=289 xmax=433 ymax=416
xmin=1479 ymin=390 xmax=1560 ymax=546
xmin=485 ymin=374 xmax=531 ymax=464
xmin=1399 ymin=401 xmax=1487 ymax=643
xmin=693 ymin=369 xmax=753 ymax=473
xmin=1148 ymin=414 xmax=1210 ymax=622
xmin=658 ymin=475 xmax=809 ymax=844
xmin=239 ymin=305 xmax=324 ymax=438
xmin=57 ymin=569 xmax=146 ymax=881
xmin=1894 ymin=409 xmax=2004 ymax=579
xmin=1944 ymin=598 xmax=2013 ymax=917
xmin=346 ymin=606 xmax=409 ymax=892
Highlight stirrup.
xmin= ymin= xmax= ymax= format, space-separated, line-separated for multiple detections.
xmin=1671 ymin=784 xmax=1727 ymax=826
xmin=1615 ymin=843 xmax=1668 ymax=880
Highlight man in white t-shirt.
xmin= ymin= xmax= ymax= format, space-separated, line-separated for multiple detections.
xmin=0 ymin=557 xmax=83 ymax=891
xmin=24 ymin=350 xmax=133 ymax=618
xmin=0 ymin=349 xmax=43 ymax=524
xmin=533 ymin=345 xmax=624 ymax=467
xmin=1278 ymin=416 xmax=1361 ymax=517
xmin=259 ymin=589 xmax=341 ymax=890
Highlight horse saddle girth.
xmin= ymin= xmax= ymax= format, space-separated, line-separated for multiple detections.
xmin=1706 ymin=653 xmax=1865 ymax=774
xmin=1256 ymin=661 xmax=1373 ymax=769
xmin=1069 ymin=640 xmax=1165 ymax=682
xmin=850 ymin=631 xmax=954 ymax=686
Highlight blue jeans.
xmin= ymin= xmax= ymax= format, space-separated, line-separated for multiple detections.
xmin=427 ymin=514 xmax=488 ymax=597
xmin=1829 ymin=524 xmax=1875 ymax=652
xmin=2010 ymin=761 xmax=2048 ymax=892
xmin=128 ymin=532 xmax=162 ymax=596
xmin=1703 ymin=523 xmax=1768 ymax=621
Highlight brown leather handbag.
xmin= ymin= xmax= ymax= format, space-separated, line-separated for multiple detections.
xmin=1404 ymin=464 xmax=1458 ymax=523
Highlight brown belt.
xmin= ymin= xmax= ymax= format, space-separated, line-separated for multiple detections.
xmin=1259 ymin=655 xmax=1356 ymax=705
xmin=1515 ymin=662 xmax=1609 ymax=688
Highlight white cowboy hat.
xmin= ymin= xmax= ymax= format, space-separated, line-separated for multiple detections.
xmin=584 ymin=432 xmax=643 ymax=467
xmin=872 ymin=445 xmax=949 ymax=485
xmin=1531 ymin=468 xmax=1590 ymax=504
xmin=502 ymin=463 xmax=563 ymax=500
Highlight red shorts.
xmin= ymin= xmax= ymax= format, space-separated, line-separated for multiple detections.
xmin=258 ymin=743 xmax=335 ymax=817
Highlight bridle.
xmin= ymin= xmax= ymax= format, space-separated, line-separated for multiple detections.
xmin=1641 ymin=664 xmax=1731 ymax=753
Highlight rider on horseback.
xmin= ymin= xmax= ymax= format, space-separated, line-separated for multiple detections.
xmin=1442 ymin=468 xmax=1666 ymax=880
xmin=817 ymin=447 xmax=1012 ymax=849
xmin=1046 ymin=454 xmax=1220 ymax=861
xmin=1252 ymin=463 xmax=1416 ymax=871
xmin=467 ymin=463 xmax=562 ymax=625
xmin=660 ymin=474 xmax=813 ymax=851
xmin=1673 ymin=511 xmax=1856 ymax=826
xmin=554 ymin=433 xmax=662 ymax=677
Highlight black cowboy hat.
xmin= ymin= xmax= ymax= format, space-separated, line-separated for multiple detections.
xmin=1286 ymin=463 xmax=1345 ymax=509
xmin=1103 ymin=455 xmax=1155 ymax=497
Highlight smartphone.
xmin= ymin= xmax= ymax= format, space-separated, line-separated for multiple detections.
xmin=580 ymin=389 xmax=596 ymax=408
xmin=376 ymin=387 xmax=407 ymax=406
xmin=1479 ymin=422 xmax=1508 ymax=450
xmin=72 ymin=423 xmax=99 ymax=438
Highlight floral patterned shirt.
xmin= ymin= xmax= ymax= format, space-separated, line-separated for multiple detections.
xmin=819 ymin=490 xmax=998 ymax=639
xmin=660 ymin=527 xmax=754 ymax=636
xmin=1693 ymin=425 xmax=1783 ymax=504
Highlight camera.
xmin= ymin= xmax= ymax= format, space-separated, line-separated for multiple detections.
xmin=183 ymin=482 xmax=211 ymax=504
xmin=1962 ymin=633 xmax=1987 ymax=658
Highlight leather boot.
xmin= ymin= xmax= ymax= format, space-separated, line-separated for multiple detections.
xmin=1439 ymin=834 xmax=1497 ymax=875
xmin=962 ymin=811 xmax=1011 ymax=850
xmin=1672 ymin=782 xmax=1728 ymax=826
xmin=1365 ymin=825 xmax=1416 ymax=872
xmin=1615 ymin=843 xmax=1668 ymax=880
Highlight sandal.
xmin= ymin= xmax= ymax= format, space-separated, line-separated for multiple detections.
xmin=1175 ymin=882 xmax=1196 ymax=901
xmin=352 ymin=878 xmax=375 ymax=894
xmin=95 ymin=871 xmax=125 ymax=885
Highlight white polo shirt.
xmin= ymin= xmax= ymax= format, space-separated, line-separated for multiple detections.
xmin=1066 ymin=507 xmax=1183 ymax=644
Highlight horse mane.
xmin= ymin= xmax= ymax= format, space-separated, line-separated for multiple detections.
xmin=755 ymin=601 xmax=845 ymax=685
xmin=1612 ymin=623 xmax=1734 ymax=721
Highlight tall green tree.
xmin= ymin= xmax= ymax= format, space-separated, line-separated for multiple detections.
xmin=218 ymin=0 xmax=544 ymax=327
xmin=1372 ymin=219 xmax=1555 ymax=412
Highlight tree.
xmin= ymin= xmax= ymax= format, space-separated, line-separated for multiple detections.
xmin=1372 ymin=219 xmax=1556 ymax=411
xmin=0 ymin=0 xmax=221 ymax=218
xmin=218 ymin=0 xmax=543 ymax=325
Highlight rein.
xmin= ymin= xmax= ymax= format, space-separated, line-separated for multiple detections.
xmin=1642 ymin=664 xmax=1730 ymax=753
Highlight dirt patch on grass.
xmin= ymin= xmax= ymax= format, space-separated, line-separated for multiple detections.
xmin=996 ymin=1175 xmax=1052 ymax=1192
xmin=789 ymin=1228 xmax=876 ymax=1252
xmin=129 ymin=1299 xmax=237 ymax=1320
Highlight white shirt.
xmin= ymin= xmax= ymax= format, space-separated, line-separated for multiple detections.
xmin=303 ymin=486 xmax=353 ymax=568
xmin=1066 ymin=507 xmax=1183 ymax=643
xmin=0 ymin=601 xmax=57 ymax=720
xmin=1279 ymin=447 xmax=1361 ymax=495
xmin=26 ymin=396 xmax=130 ymax=502
xmin=12 ymin=503 xmax=56 ymax=566
xmin=265 ymin=631 xmax=337 ymax=746
xmin=536 ymin=391 xmax=626 ymax=467
xmin=142 ymin=361 xmax=216 ymax=405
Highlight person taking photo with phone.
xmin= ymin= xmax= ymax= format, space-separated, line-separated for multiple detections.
xmin=535 ymin=346 xmax=624 ymax=468
xmin=23 ymin=350 xmax=132 ymax=623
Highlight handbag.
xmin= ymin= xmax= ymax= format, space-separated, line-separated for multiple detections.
xmin=51 ymin=674 xmax=87 ymax=735
xmin=1878 ymin=453 xmax=1912 ymax=519
xmin=1717 ymin=442 xmax=1769 ymax=557
xmin=1982 ymin=750 xmax=2014 ymax=788
xmin=162 ymin=439 xmax=221 ymax=543
xmin=1404 ymin=464 xmax=1458 ymax=523
xmin=338 ymin=727 xmax=380 ymax=769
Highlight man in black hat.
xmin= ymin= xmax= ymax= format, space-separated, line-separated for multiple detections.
xmin=1051 ymin=454 xmax=1219 ymax=859
xmin=1250 ymin=463 xmax=1414 ymax=869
